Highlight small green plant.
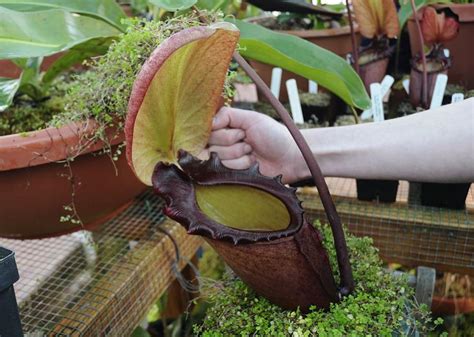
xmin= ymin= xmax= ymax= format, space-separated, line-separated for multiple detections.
xmin=195 ymin=223 xmax=443 ymax=336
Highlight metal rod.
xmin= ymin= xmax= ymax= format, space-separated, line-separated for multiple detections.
xmin=233 ymin=52 xmax=354 ymax=295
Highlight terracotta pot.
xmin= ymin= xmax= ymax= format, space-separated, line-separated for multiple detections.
xmin=0 ymin=121 xmax=146 ymax=239
xmin=0 ymin=54 xmax=67 ymax=79
xmin=407 ymin=4 xmax=474 ymax=89
xmin=249 ymin=24 xmax=360 ymax=102
xmin=431 ymin=296 xmax=474 ymax=316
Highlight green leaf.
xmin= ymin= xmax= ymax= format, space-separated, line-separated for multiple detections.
xmin=130 ymin=326 xmax=151 ymax=337
xmin=42 ymin=37 xmax=114 ymax=84
xmin=196 ymin=0 xmax=230 ymax=11
xmin=0 ymin=7 xmax=121 ymax=59
xmin=0 ymin=77 xmax=20 ymax=112
xmin=228 ymin=19 xmax=371 ymax=110
xmin=0 ymin=0 xmax=126 ymax=31
xmin=148 ymin=0 xmax=197 ymax=11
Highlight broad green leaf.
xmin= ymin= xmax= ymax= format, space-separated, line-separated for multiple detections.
xmin=126 ymin=24 xmax=240 ymax=185
xmin=0 ymin=7 xmax=121 ymax=59
xmin=228 ymin=19 xmax=371 ymax=110
xmin=196 ymin=0 xmax=230 ymax=11
xmin=42 ymin=37 xmax=114 ymax=84
xmin=148 ymin=0 xmax=197 ymax=11
xmin=195 ymin=184 xmax=290 ymax=231
xmin=0 ymin=0 xmax=126 ymax=31
xmin=0 ymin=77 xmax=20 ymax=112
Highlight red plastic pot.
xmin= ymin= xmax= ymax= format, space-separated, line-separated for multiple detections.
xmin=408 ymin=4 xmax=474 ymax=89
xmin=0 ymin=121 xmax=146 ymax=239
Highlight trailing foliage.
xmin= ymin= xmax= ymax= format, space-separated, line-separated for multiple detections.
xmin=195 ymin=223 xmax=443 ymax=336
xmin=51 ymin=11 xmax=221 ymax=145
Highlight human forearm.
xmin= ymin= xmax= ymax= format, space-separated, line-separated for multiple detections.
xmin=294 ymin=98 xmax=474 ymax=183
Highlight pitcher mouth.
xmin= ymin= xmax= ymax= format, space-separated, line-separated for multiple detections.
xmin=152 ymin=150 xmax=305 ymax=244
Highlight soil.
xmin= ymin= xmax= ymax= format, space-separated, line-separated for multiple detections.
xmin=0 ymin=73 xmax=76 ymax=136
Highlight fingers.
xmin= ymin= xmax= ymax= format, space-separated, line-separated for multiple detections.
xmin=221 ymin=154 xmax=256 ymax=170
xmin=208 ymin=128 xmax=245 ymax=146
xmin=208 ymin=142 xmax=252 ymax=160
xmin=212 ymin=106 xmax=256 ymax=130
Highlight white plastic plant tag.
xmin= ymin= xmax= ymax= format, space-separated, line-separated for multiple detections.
xmin=346 ymin=54 xmax=352 ymax=64
xmin=361 ymin=76 xmax=394 ymax=120
xmin=270 ymin=67 xmax=282 ymax=99
xmin=380 ymin=75 xmax=394 ymax=102
xmin=451 ymin=93 xmax=464 ymax=103
xmin=309 ymin=80 xmax=318 ymax=93
xmin=402 ymin=78 xmax=410 ymax=94
xmin=444 ymin=49 xmax=450 ymax=58
xmin=286 ymin=79 xmax=304 ymax=124
xmin=370 ymin=83 xmax=384 ymax=122
xmin=430 ymin=74 xmax=448 ymax=109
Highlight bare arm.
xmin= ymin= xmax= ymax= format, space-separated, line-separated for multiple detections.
xmin=205 ymin=98 xmax=474 ymax=184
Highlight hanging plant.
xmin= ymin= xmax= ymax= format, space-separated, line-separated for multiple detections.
xmin=410 ymin=6 xmax=459 ymax=108
xmin=352 ymin=0 xmax=400 ymax=89
xmin=125 ymin=21 xmax=355 ymax=312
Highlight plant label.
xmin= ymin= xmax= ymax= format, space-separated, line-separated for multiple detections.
xmin=286 ymin=79 xmax=304 ymax=124
xmin=271 ymin=67 xmax=282 ymax=99
xmin=370 ymin=83 xmax=384 ymax=122
xmin=402 ymin=79 xmax=410 ymax=94
xmin=360 ymin=76 xmax=393 ymax=120
xmin=430 ymin=74 xmax=448 ymax=109
xmin=346 ymin=54 xmax=352 ymax=64
xmin=444 ymin=49 xmax=450 ymax=58
xmin=309 ymin=80 xmax=318 ymax=94
xmin=380 ymin=75 xmax=394 ymax=102
xmin=451 ymin=93 xmax=464 ymax=103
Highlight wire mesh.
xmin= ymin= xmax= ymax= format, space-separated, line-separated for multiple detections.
xmin=299 ymin=178 xmax=474 ymax=276
xmin=0 ymin=190 xmax=202 ymax=336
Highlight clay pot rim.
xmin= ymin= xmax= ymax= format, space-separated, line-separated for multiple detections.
xmin=0 ymin=119 xmax=124 ymax=171
xmin=247 ymin=16 xmax=359 ymax=38
xmin=408 ymin=3 xmax=474 ymax=23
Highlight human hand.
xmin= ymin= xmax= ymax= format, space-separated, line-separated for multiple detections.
xmin=200 ymin=107 xmax=304 ymax=183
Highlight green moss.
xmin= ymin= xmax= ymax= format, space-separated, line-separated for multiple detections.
xmin=195 ymin=223 xmax=441 ymax=336
xmin=299 ymin=92 xmax=331 ymax=107
xmin=199 ymin=244 xmax=226 ymax=281
xmin=0 ymin=75 xmax=72 ymax=136
xmin=50 ymin=11 xmax=223 ymax=144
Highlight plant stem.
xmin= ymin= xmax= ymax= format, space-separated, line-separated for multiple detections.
xmin=233 ymin=52 xmax=354 ymax=296
xmin=345 ymin=0 xmax=359 ymax=74
xmin=410 ymin=0 xmax=428 ymax=107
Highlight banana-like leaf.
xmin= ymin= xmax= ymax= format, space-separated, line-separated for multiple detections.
xmin=125 ymin=23 xmax=240 ymax=186
xmin=229 ymin=19 xmax=370 ymax=110
xmin=148 ymin=0 xmax=197 ymax=11
xmin=42 ymin=37 xmax=114 ymax=84
xmin=246 ymin=0 xmax=342 ymax=18
xmin=352 ymin=0 xmax=399 ymax=39
xmin=0 ymin=7 xmax=121 ymax=59
xmin=0 ymin=77 xmax=20 ymax=112
xmin=0 ymin=0 xmax=126 ymax=31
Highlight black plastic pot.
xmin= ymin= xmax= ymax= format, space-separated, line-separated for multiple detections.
xmin=0 ymin=246 xmax=23 ymax=337
xmin=356 ymin=179 xmax=399 ymax=203
xmin=420 ymin=182 xmax=471 ymax=210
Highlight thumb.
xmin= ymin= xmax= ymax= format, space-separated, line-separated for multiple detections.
xmin=212 ymin=107 xmax=255 ymax=131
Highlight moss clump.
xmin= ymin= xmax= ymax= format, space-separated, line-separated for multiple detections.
xmin=195 ymin=223 xmax=441 ymax=336
xmin=0 ymin=75 xmax=72 ymax=136
xmin=51 ymin=11 xmax=222 ymax=144
xmin=299 ymin=92 xmax=331 ymax=107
